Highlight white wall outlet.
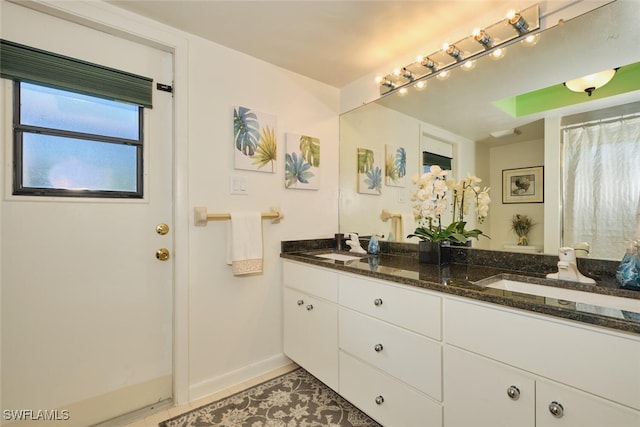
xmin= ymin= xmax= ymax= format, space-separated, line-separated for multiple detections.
xmin=230 ymin=176 xmax=248 ymax=195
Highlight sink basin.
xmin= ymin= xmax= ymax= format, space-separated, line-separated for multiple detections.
xmin=315 ymin=253 xmax=366 ymax=262
xmin=485 ymin=279 xmax=640 ymax=313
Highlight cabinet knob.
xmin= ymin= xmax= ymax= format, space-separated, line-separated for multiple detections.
xmin=375 ymin=395 xmax=384 ymax=405
xmin=374 ymin=343 xmax=384 ymax=352
xmin=548 ymin=401 xmax=564 ymax=418
xmin=506 ymin=385 xmax=520 ymax=401
xmin=297 ymin=299 xmax=304 ymax=306
xmin=374 ymin=298 xmax=383 ymax=306
xmin=306 ymin=304 xmax=314 ymax=311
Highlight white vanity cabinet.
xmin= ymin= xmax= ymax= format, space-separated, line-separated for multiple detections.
xmin=282 ymin=259 xmax=640 ymax=426
xmin=338 ymin=274 xmax=443 ymax=427
xmin=282 ymin=261 xmax=339 ymax=390
xmin=444 ymin=298 xmax=640 ymax=427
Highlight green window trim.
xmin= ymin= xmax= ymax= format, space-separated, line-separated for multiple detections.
xmin=0 ymin=39 xmax=153 ymax=108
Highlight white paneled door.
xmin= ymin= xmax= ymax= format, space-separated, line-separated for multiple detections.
xmin=1 ymin=3 xmax=174 ymax=426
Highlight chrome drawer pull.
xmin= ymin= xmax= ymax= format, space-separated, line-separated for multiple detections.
xmin=306 ymin=304 xmax=314 ymax=311
xmin=374 ymin=343 xmax=384 ymax=352
xmin=506 ymin=385 xmax=520 ymax=401
xmin=374 ymin=298 xmax=383 ymax=306
xmin=375 ymin=395 xmax=384 ymax=405
xmin=548 ymin=401 xmax=564 ymax=418
xmin=297 ymin=299 xmax=304 ymax=306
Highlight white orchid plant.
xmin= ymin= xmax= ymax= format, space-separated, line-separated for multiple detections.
xmin=408 ymin=165 xmax=491 ymax=244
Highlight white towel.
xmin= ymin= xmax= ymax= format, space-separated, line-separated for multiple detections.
xmin=400 ymin=213 xmax=414 ymax=242
xmin=227 ymin=212 xmax=263 ymax=275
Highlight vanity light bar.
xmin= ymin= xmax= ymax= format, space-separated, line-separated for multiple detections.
xmin=377 ymin=3 xmax=539 ymax=96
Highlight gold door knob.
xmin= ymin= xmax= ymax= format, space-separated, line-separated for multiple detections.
xmin=156 ymin=248 xmax=170 ymax=261
xmin=156 ymin=223 xmax=170 ymax=235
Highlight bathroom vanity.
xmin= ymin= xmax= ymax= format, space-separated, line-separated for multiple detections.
xmin=281 ymin=243 xmax=640 ymax=427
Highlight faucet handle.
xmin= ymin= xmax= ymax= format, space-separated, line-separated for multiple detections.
xmin=558 ymin=247 xmax=576 ymax=262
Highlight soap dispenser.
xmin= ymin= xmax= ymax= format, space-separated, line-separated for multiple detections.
xmin=368 ymin=234 xmax=380 ymax=255
xmin=616 ymin=239 xmax=640 ymax=290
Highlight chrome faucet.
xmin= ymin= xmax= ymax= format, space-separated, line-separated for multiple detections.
xmin=345 ymin=233 xmax=367 ymax=254
xmin=546 ymin=247 xmax=595 ymax=284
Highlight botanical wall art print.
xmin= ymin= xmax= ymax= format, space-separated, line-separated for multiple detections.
xmin=502 ymin=166 xmax=544 ymax=204
xmin=284 ymin=133 xmax=320 ymax=190
xmin=385 ymin=144 xmax=407 ymax=187
xmin=357 ymin=148 xmax=382 ymax=195
xmin=233 ymin=106 xmax=277 ymax=173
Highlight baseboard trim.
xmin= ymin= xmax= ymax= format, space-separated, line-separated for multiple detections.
xmin=189 ymin=353 xmax=291 ymax=401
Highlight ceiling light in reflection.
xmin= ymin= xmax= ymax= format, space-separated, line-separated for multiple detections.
xmin=398 ymin=87 xmax=409 ymax=96
xmin=522 ymin=34 xmax=539 ymax=46
xmin=414 ymin=81 xmax=427 ymax=90
xmin=490 ymin=48 xmax=506 ymax=60
xmin=462 ymin=60 xmax=476 ymax=71
xmin=436 ymin=70 xmax=450 ymax=80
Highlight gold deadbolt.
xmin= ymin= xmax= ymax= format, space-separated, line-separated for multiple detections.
xmin=156 ymin=248 xmax=170 ymax=261
xmin=156 ymin=223 xmax=170 ymax=235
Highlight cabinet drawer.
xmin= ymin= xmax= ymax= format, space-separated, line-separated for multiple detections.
xmin=283 ymin=261 xmax=338 ymax=302
xmin=444 ymin=298 xmax=640 ymax=410
xmin=339 ymin=308 xmax=442 ymax=400
xmin=535 ymin=378 xmax=640 ymax=427
xmin=339 ymin=273 xmax=441 ymax=339
xmin=340 ymin=351 xmax=442 ymax=427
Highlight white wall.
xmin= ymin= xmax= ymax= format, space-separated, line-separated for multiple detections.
xmin=0 ymin=0 xmax=340 ymax=414
xmin=185 ymin=34 xmax=340 ymax=398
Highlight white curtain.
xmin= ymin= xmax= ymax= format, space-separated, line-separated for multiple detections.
xmin=563 ymin=115 xmax=640 ymax=260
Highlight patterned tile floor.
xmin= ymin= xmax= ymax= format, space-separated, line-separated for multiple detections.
xmin=122 ymin=363 xmax=300 ymax=427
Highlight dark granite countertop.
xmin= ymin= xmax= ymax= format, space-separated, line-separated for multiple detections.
xmin=281 ymin=239 xmax=640 ymax=336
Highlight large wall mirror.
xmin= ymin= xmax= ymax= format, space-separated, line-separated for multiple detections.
xmin=339 ymin=1 xmax=640 ymax=260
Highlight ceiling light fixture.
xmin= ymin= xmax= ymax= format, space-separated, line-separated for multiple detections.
xmin=507 ymin=11 xmax=530 ymax=33
xmin=376 ymin=4 xmax=539 ymax=96
xmin=445 ymin=43 xmax=464 ymax=61
xmin=473 ymin=29 xmax=494 ymax=48
xmin=564 ymin=68 xmax=618 ymax=96
xmin=419 ymin=56 xmax=439 ymax=72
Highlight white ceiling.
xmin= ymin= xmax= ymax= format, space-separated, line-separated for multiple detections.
xmin=106 ymin=0 xmax=529 ymax=88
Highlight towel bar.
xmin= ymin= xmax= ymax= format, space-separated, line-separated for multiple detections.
xmin=380 ymin=209 xmax=401 ymax=221
xmin=194 ymin=207 xmax=283 ymax=226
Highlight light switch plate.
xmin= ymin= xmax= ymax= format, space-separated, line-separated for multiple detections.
xmin=230 ymin=176 xmax=248 ymax=195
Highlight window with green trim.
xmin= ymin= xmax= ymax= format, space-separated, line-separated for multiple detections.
xmin=13 ymin=81 xmax=144 ymax=198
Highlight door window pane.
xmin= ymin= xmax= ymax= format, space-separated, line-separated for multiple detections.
xmin=22 ymin=133 xmax=138 ymax=192
xmin=14 ymin=82 xmax=143 ymax=198
xmin=20 ymin=82 xmax=140 ymax=140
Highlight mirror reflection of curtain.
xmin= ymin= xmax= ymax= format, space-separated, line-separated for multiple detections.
xmin=563 ymin=115 xmax=640 ymax=259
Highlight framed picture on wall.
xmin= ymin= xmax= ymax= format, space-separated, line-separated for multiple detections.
xmin=502 ymin=166 xmax=544 ymax=204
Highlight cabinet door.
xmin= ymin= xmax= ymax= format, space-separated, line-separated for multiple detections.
xmin=536 ymin=378 xmax=640 ymax=427
xmin=444 ymin=345 xmax=535 ymax=427
xmin=283 ymin=288 xmax=338 ymax=390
